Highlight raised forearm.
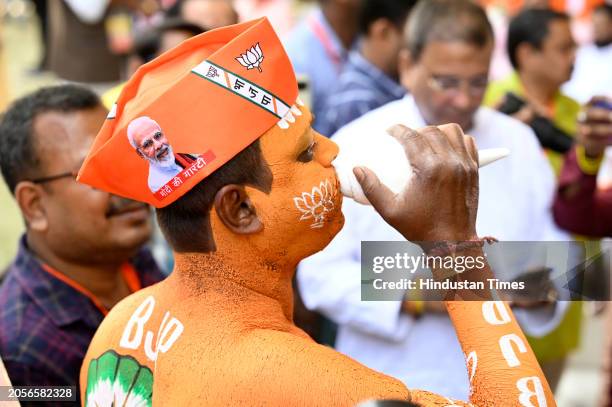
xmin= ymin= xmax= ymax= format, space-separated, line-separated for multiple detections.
xmin=425 ymin=246 xmax=556 ymax=405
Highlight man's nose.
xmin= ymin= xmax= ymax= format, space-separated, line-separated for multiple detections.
xmin=153 ymin=138 xmax=165 ymax=150
xmin=452 ymin=86 xmax=473 ymax=110
xmin=314 ymin=133 xmax=339 ymax=167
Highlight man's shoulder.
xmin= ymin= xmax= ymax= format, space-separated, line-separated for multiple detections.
xmin=477 ymin=106 xmax=539 ymax=141
xmin=284 ymin=22 xmax=313 ymax=49
xmin=332 ymin=98 xmax=407 ymax=140
xmin=556 ymin=92 xmax=581 ymax=111
xmin=478 ymin=105 xmax=527 ymax=127
xmin=107 ymin=285 xmax=159 ymax=321
xmin=0 ymin=278 xmax=61 ymax=363
xmin=92 ymin=285 xmax=162 ymax=343
xmin=483 ymin=73 xmax=521 ymax=107
xmin=331 ymin=72 xmax=379 ymax=103
xmin=335 ymin=58 xmax=374 ymax=88
xmin=475 ymin=107 xmax=548 ymax=168
xmin=283 ymin=18 xmax=317 ymax=69
xmin=82 ymin=285 xmax=169 ymax=388
xmin=0 ymin=270 xmax=34 ymax=335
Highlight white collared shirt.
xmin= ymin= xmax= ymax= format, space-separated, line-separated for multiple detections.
xmin=563 ymin=43 xmax=612 ymax=103
xmin=297 ymin=95 xmax=571 ymax=401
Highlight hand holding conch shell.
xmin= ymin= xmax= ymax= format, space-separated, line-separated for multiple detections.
xmin=333 ymin=123 xmax=509 ymax=206
xmin=333 ymin=124 xmax=509 ymax=243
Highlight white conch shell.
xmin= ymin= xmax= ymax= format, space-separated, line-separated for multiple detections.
xmin=332 ymin=128 xmax=510 ymax=205
xmin=478 ymin=148 xmax=510 ymax=166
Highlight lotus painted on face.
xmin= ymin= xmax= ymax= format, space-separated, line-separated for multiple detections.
xmin=236 ymin=43 xmax=264 ymax=72
xmin=294 ymin=179 xmax=336 ymax=229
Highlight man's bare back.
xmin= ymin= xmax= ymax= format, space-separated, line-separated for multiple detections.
xmin=81 ymin=275 xmax=484 ymax=406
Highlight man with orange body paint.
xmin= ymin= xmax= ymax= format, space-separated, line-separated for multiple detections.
xmin=77 ymin=18 xmax=556 ymax=406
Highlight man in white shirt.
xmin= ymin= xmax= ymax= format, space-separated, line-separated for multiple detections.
xmin=298 ymin=0 xmax=570 ymax=401
xmin=563 ymin=3 xmax=612 ymax=103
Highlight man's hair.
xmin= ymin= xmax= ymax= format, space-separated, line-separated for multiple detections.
xmin=156 ymin=139 xmax=272 ymax=253
xmin=507 ymin=8 xmax=569 ymax=69
xmin=165 ymin=0 xmax=238 ymax=29
xmin=133 ymin=18 xmax=205 ymax=63
xmin=594 ymin=3 xmax=612 ymax=19
xmin=405 ymin=0 xmax=493 ymax=61
xmin=0 ymin=84 xmax=101 ymax=194
xmin=358 ymin=0 xmax=418 ymax=35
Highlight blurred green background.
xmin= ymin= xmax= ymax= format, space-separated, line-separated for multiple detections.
xmin=1 ymin=1 xmax=56 ymax=272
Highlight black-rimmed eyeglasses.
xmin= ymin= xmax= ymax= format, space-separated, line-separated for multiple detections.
xmin=30 ymin=170 xmax=78 ymax=184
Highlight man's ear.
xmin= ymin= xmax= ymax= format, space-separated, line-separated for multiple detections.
xmin=14 ymin=182 xmax=48 ymax=232
xmin=398 ymin=48 xmax=413 ymax=90
xmin=369 ymin=18 xmax=391 ymax=40
xmin=214 ymin=184 xmax=263 ymax=235
xmin=516 ymin=43 xmax=535 ymax=69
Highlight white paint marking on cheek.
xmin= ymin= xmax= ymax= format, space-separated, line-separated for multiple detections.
xmin=285 ymin=111 xmax=296 ymax=123
xmin=277 ymin=118 xmax=289 ymax=129
xmin=290 ymin=105 xmax=302 ymax=116
xmin=293 ymin=179 xmax=336 ymax=229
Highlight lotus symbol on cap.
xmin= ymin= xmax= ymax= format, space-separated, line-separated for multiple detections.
xmin=236 ymin=43 xmax=264 ymax=72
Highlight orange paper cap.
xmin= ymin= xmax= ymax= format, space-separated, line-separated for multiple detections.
xmin=78 ymin=18 xmax=298 ymax=207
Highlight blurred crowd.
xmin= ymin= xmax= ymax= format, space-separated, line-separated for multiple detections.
xmin=0 ymin=0 xmax=611 ymax=405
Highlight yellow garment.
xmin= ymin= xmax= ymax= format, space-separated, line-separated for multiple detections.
xmin=101 ymin=82 xmax=125 ymax=110
xmin=576 ymin=144 xmax=604 ymax=175
xmin=484 ymin=72 xmax=581 ymax=174
xmin=526 ymin=301 xmax=582 ymax=362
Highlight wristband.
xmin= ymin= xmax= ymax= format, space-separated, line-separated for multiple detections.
xmin=576 ymin=145 xmax=603 ymax=176
xmin=412 ymin=300 xmax=424 ymax=317
xmin=404 ymin=300 xmax=424 ymax=318
xmin=426 ymin=236 xmax=498 ymax=257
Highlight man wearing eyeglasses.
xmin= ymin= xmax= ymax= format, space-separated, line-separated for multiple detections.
xmin=298 ymin=0 xmax=570 ymax=401
xmin=0 ymin=85 xmax=165 ymax=402
xmin=127 ymin=116 xmax=198 ymax=193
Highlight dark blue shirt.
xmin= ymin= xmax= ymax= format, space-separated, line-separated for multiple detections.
xmin=0 ymin=236 xmax=165 ymax=405
xmin=318 ymin=51 xmax=406 ymax=137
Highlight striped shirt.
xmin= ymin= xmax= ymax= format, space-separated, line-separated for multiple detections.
xmin=0 ymin=236 xmax=165 ymax=405
xmin=318 ymin=51 xmax=406 ymax=137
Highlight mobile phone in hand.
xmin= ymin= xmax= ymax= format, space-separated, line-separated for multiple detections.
xmin=588 ymin=99 xmax=612 ymax=145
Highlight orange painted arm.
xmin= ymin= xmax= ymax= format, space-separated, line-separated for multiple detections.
xmin=422 ymin=245 xmax=556 ymax=406
xmin=447 ymin=301 xmax=556 ymax=406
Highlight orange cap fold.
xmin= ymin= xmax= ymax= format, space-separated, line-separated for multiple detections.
xmin=78 ymin=18 xmax=297 ymax=207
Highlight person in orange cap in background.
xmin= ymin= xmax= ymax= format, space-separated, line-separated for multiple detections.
xmin=78 ymin=18 xmax=556 ymax=406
